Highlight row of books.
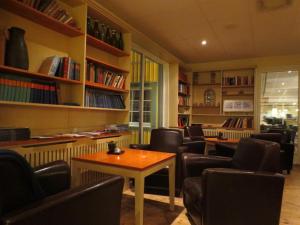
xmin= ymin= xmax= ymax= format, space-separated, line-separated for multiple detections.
xmin=86 ymin=62 xmax=125 ymax=89
xmin=0 ymin=74 xmax=58 ymax=104
xmin=178 ymin=115 xmax=189 ymax=128
xmin=221 ymin=117 xmax=253 ymax=129
xmin=39 ymin=56 xmax=80 ymax=81
xmin=85 ymin=88 xmax=125 ymax=109
xmin=178 ymin=96 xmax=189 ymax=106
xmin=17 ymin=0 xmax=79 ymax=29
xmin=222 ymin=75 xmax=254 ymax=86
xmin=179 ymin=83 xmax=190 ymax=95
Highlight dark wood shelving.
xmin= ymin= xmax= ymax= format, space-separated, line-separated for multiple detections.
xmin=85 ymin=81 xmax=129 ymax=93
xmin=86 ymin=56 xmax=129 ymax=73
xmin=0 ymin=65 xmax=82 ymax=84
xmin=0 ymin=0 xmax=84 ymax=37
xmin=86 ymin=35 xmax=130 ymax=57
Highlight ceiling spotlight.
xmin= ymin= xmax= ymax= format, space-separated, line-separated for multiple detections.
xmin=288 ymin=70 xmax=292 ymax=73
xmin=281 ymin=82 xmax=285 ymax=86
xmin=201 ymin=40 xmax=207 ymax=46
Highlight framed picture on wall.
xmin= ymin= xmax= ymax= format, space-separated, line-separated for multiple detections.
xmin=223 ymin=100 xmax=254 ymax=112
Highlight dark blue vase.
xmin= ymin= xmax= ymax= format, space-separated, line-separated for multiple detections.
xmin=5 ymin=27 xmax=29 ymax=70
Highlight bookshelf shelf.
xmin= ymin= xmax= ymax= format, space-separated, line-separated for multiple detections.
xmin=222 ymin=85 xmax=254 ymax=88
xmin=194 ymin=83 xmax=221 ymax=86
xmin=85 ymin=81 xmax=129 ymax=93
xmin=86 ymin=56 xmax=129 ymax=73
xmin=0 ymin=100 xmax=129 ymax=112
xmin=178 ymin=92 xmax=190 ymax=96
xmin=178 ymin=105 xmax=191 ymax=108
xmin=222 ymin=94 xmax=253 ymax=97
xmin=178 ymin=79 xmax=189 ymax=84
xmin=0 ymin=65 xmax=82 ymax=84
xmin=0 ymin=0 xmax=84 ymax=37
xmin=86 ymin=35 xmax=130 ymax=57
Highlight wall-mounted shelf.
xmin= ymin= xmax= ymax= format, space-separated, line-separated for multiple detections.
xmin=86 ymin=56 xmax=129 ymax=73
xmin=0 ymin=0 xmax=84 ymax=37
xmin=86 ymin=35 xmax=130 ymax=57
xmin=0 ymin=65 xmax=82 ymax=84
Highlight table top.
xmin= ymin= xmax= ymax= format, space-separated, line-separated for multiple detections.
xmin=205 ymin=137 xmax=240 ymax=144
xmin=72 ymin=148 xmax=176 ymax=171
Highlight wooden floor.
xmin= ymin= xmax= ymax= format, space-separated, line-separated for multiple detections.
xmin=121 ymin=165 xmax=300 ymax=225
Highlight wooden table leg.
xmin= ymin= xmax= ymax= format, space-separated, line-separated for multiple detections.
xmin=135 ymin=174 xmax=145 ymax=225
xmin=71 ymin=160 xmax=81 ymax=187
xmin=168 ymin=158 xmax=175 ymax=211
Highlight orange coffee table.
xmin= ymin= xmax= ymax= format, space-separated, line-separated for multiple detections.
xmin=204 ymin=137 xmax=240 ymax=155
xmin=71 ymin=148 xmax=176 ymax=225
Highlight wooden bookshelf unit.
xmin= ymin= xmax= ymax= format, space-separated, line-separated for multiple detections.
xmin=191 ymin=69 xmax=255 ymax=130
xmin=0 ymin=0 xmax=132 ymax=136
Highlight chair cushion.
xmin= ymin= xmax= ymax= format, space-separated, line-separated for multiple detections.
xmin=183 ymin=177 xmax=203 ymax=216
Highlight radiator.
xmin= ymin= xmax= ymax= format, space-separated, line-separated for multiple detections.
xmin=11 ymin=135 xmax=131 ymax=185
xmin=203 ymin=128 xmax=254 ymax=139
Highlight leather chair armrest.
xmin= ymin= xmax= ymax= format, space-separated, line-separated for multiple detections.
xmin=215 ymin=143 xmax=237 ymax=157
xmin=34 ymin=160 xmax=70 ymax=197
xmin=129 ymin=144 xmax=151 ymax=150
xmin=202 ymin=168 xmax=284 ymax=225
xmin=182 ymin=140 xmax=206 ymax=154
xmin=182 ymin=153 xmax=232 ymax=179
xmin=1 ymin=176 xmax=124 ymax=225
xmin=281 ymin=142 xmax=295 ymax=155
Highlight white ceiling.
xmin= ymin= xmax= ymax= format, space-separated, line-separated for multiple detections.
xmin=96 ymin=0 xmax=300 ymax=63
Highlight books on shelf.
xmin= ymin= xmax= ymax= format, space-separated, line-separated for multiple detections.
xmin=38 ymin=56 xmax=80 ymax=81
xmin=221 ymin=117 xmax=253 ymax=129
xmin=85 ymin=87 xmax=125 ymax=109
xmin=86 ymin=61 xmax=125 ymax=89
xmin=0 ymin=73 xmax=58 ymax=104
xmin=222 ymin=75 xmax=254 ymax=86
xmin=178 ymin=115 xmax=189 ymax=128
xmin=178 ymin=83 xmax=189 ymax=95
xmin=178 ymin=95 xmax=189 ymax=106
xmin=17 ymin=0 xmax=79 ymax=29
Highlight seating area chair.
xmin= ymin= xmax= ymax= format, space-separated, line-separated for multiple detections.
xmin=184 ymin=124 xmax=205 ymax=141
xmin=130 ymin=128 xmax=205 ymax=196
xmin=251 ymin=133 xmax=295 ymax=174
xmin=0 ymin=149 xmax=124 ymax=225
xmin=182 ymin=138 xmax=285 ymax=225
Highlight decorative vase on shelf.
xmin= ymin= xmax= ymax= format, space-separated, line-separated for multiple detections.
xmin=5 ymin=27 xmax=29 ymax=70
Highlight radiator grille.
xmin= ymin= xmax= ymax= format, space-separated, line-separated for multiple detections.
xmin=203 ymin=129 xmax=254 ymax=139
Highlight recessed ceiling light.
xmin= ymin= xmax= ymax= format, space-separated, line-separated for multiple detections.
xmin=281 ymin=82 xmax=285 ymax=86
xmin=201 ymin=40 xmax=207 ymax=46
xmin=288 ymin=70 xmax=292 ymax=73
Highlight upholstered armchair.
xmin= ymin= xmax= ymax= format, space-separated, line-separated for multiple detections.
xmin=182 ymin=138 xmax=285 ymax=225
xmin=251 ymin=133 xmax=295 ymax=174
xmin=184 ymin=125 xmax=205 ymax=141
xmin=0 ymin=149 xmax=124 ymax=225
xmin=130 ymin=128 xmax=205 ymax=196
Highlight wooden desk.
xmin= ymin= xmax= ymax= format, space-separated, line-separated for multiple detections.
xmin=204 ymin=137 xmax=240 ymax=155
xmin=71 ymin=148 xmax=176 ymax=225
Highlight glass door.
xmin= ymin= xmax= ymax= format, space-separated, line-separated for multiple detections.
xmin=129 ymin=50 xmax=163 ymax=144
xmin=260 ymin=70 xmax=299 ymax=163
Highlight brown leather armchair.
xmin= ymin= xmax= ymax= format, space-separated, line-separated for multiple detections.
xmin=0 ymin=149 xmax=124 ymax=225
xmin=182 ymin=138 xmax=285 ymax=225
xmin=130 ymin=128 xmax=205 ymax=196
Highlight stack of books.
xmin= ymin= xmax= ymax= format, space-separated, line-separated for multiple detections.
xmin=178 ymin=115 xmax=189 ymax=128
xmin=39 ymin=56 xmax=80 ymax=81
xmin=17 ymin=0 xmax=79 ymax=29
xmin=178 ymin=96 xmax=189 ymax=106
xmin=221 ymin=117 xmax=253 ymax=129
xmin=0 ymin=74 xmax=58 ymax=104
xmin=222 ymin=75 xmax=254 ymax=86
xmin=178 ymin=83 xmax=189 ymax=95
xmin=0 ymin=127 xmax=31 ymax=141
xmin=86 ymin=62 xmax=125 ymax=89
xmin=85 ymin=88 xmax=125 ymax=109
